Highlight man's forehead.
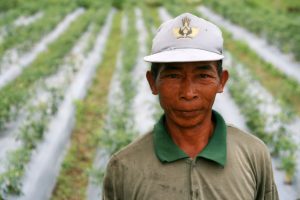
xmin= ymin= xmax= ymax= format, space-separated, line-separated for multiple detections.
xmin=161 ymin=61 xmax=218 ymax=69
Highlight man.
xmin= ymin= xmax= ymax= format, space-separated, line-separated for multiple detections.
xmin=103 ymin=13 xmax=279 ymax=199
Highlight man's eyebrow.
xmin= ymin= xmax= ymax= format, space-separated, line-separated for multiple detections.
xmin=195 ymin=65 xmax=214 ymax=70
xmin=161 ymin=64 xmax=215 ymax=71
xmin=161 ymin=65 xmax=181 ymax=71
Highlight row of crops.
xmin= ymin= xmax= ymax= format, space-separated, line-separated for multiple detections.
xmin=52 ymin=4 xmax=162 ymax=199
xmin=0 ymin=0 xmax=299 ymax=199
xmin=52 ymin=10 xmax=124 ymax=199
xmin=204 ymin=0 xmax=300 ymax=61
xmin=0 ymin=0 xmax=113 ymax=198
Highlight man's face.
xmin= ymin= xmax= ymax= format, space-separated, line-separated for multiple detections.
xmin=146 ymin=61 xmax=228 ymax=128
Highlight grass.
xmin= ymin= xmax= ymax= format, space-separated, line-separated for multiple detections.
xmin=51 ymin=10 xmax=122 ymax=200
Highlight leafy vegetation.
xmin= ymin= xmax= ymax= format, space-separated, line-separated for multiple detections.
xmin=227 ymin=56 xmax=298 ymax=184
xmin=0 ymin=87 xmax=63 ymax=197
xmin=0 ymin=6 xmax=73 ymax=60
xmin=139 ymin=2 xmax=161 ymax=52
xmin=0 ymin=2 xmax=113 ymax=197
xmin=222 ymin=30 xmax=300 ymax=116
xmin=0 ymin=9 xmax=94 ymax=130
xmin=141 ymin=4 xmax=165 ymax=120
xmin=204 ymin=0 xmax=300 ymax=61
xmin=88 ymin=7 xmax=140 ymax=187
xmin=51 ymin=8 xmax=121 ymax=200
xmin=0 ymin=0 xmax=79 ymax=39
xmin=163 ymin=0 xmax=199 ymax=16
xmin=0 ymin=0 xmax=299 ymax=198
xmin=98 ymin=8 xmax=138 ymax=156
xmin=0 ymin=0 xmax=47 ymax=16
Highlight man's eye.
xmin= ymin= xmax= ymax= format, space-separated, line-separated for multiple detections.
xmin=198 ymin=74 xmax=210 ymax=79
xmin=166 ymin=74 xmax=180 ymax=78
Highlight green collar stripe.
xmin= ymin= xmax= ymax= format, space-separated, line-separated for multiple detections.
xmin=153 ymin=110 xmax=227 ymax=166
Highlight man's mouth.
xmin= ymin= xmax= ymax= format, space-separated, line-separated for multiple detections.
xmin=175 ymin=109 xmax=201 ymax=118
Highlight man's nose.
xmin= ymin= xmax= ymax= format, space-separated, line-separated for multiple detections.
xmin=179 ymin=78 xmax=198 ymax=101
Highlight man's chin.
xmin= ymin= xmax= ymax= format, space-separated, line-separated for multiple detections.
xmin=174 ymin=110 xmax=202 ymax=118
xmin=171 ymin=116 xmax=205 ymax=129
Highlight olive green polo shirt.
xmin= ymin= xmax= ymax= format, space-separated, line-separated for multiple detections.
xmin=103 ymin=110 xmax=279 ymax=200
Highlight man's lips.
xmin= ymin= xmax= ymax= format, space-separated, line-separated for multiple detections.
xmin=174 ymin=109 xmax=202 ymax=117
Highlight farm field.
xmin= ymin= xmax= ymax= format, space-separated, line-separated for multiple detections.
xmin=0 ymin=0 xmax=299 ymax=199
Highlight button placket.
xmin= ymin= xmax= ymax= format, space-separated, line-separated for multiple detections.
xmin=189 ymin=158 xmax=198 ymax=200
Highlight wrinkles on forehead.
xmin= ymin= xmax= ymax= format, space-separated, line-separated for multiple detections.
xmin=159 ymin=61 xmax=218 ymax=73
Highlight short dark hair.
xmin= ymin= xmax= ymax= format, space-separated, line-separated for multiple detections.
xmin=150 ymin=60 xmax=223 ymax=80
xmin=150 ymin=63 xmax=161 ymax=80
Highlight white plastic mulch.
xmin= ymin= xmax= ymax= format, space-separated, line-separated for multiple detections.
xmin=0 ymin=22 xmax=94 ymax=174
xmin=132 ymin=7 xmax=157 ymax=135
xmin=6 ymin=9 xmax=116 ymax=200
xmin=14 ymin=12 xmax=44 ymax=27
xmin=87 ymin=7 xmax=158 ymax=199
xmin=0 ymin=8 xmax=85 ymax=89
xmin=197 ymin=6 xmax=300 ymax=84
xmin=86 ymin=11 xmax=130 ymax=200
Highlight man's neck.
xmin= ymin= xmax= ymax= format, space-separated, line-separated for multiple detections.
xmin=165 ymin=113 xmax=215 ymax=159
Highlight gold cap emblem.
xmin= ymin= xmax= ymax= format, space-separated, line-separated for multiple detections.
xmin=173 ymin=16 xmax=199 ymax=39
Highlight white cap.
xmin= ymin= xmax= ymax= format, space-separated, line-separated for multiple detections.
xmin=144 ymin=13 xmax=224 ymax=63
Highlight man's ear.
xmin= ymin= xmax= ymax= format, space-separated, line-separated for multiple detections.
xmin=218 ymin=70 xmax=229 ymax=93
xmin=146 ymin=71 xmax=158 ymax=95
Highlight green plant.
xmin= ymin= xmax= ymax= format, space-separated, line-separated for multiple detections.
xmin=112 ymin=0 xmax=125 ymax=10
xmin=227 ymin=56 xmax=298 ymax=183
xmin=0 ymin=9 xmax=94 ymax=130
xmin=281 ymin=155 xmax=297 ymax=184
xmin=51 ymin=8 xmax=122 ymax=200
xmin=100 ymin=109 xmax=136 ymax=155
xmin=88 ymin=167 xmax=105 ymax=185
xmin=75 ymin=0 xmax=102 ymax=8
xmin=271 ymin=126 xmax=286 ymax=157
xmin=0 ymin=0 xmax=20 ymax=11
xmin=0 ymin=86 xmax=63 ymax=197
xmin=145 ymin=0 xmax=162 ymax=7
xmin=96 ymin=8 xmax=139 ymax=184
xmin=222 ymin=30 xmax=300 ymax=116
xmin=0 ymin=5 xmax=77 ymax=59
xmin=0 ymin=147 xmax=31 ymax=196
xmin=162 ymin=0 xmax=199 ymax=16
xmin=186 ymin=0 xmax=202 ymax=5
xmin=204 ymin=0 xmax=300 ymax=61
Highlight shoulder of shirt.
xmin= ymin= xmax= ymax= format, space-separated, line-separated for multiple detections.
xmin=110 ymin=132 xmax=154 ymax=163
xmin=226 ymin=123 xmax=269 ymax=153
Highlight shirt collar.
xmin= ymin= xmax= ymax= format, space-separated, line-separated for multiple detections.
xmin=153 ymin=110 xmax=227 ymax=166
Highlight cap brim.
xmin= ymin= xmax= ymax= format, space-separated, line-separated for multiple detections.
xmin=144 ymin=49 xmax=224 ymax=63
